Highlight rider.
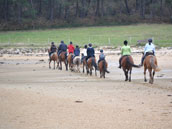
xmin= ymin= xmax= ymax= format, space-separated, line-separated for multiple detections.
xmin=58 ymin=40 xmax=67 ymax=58
xmin=118 ymin=40 xmax=131 ymax=68
xmin=67 ymin=41 xmax=75 ymax=54
xmin=73 ymin=45 xmax=80 ymax=59
xmin=140 ymin=38 xmax=155 ymax=66
xmin=98 ymin=49 xmax=110 ymax=73
xmin=49 ymin=42 xmax=57 ymax=59
xmin=81 ymin=44 xmax=87 ymax=63
xmin=86 ymin=43 xmax=98 ymax=70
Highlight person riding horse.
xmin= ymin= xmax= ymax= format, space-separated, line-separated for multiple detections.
xmin=86 ymin=43 xmax=98 ymax=70
xmin=73 ymin=45 xmax=80 ymax=59
xmin=98 ymin=49 xmax=109 ymax=73
xmin=49 ymin=42 xmax=57 ymax=60
xmin=58 ymin=40 xmax=67 ymax=58
xmin=140 ymin=38 xmax=155 ymax=66
xmin=118 ymin=40 xmax=131 ymax=68
xmin=67 ymin=41 xmax=75 ymax=54
xmin=81 ymin=45 xmax=87 ymax=63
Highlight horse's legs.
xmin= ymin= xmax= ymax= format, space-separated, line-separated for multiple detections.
xmin=148 ymin=68 xmax=153 ymax=84
xmin=53 ymin=61 xmax=56 ymax=69
xmin=103 ymin=70 xmax=105 ymax=78
xmin=129 ymin=69 xmax=132 ymax=82
xmin=144 ymin=67 xmax=147 ymax=82
xmin=90 ymin=67 xmax=92 ymax=76
xmin=59 ymin=61 xmax=62 ymax=70
xmin=56 ymin=60 xmax=59 ymax=69
xmin=152 ymin=70 xmax=155 ymax=83
xmin=83 ymin=64 xmax=85 ymax=73
xmin=95 ymin=68 xmax=97 ymax=76
xmin=66 ymin=60 xmax=68 ymax=71
xmin=124 ymin=70 xmax=128 ymax=81
xmin=49 ymin=60 xmax=51 ymax=69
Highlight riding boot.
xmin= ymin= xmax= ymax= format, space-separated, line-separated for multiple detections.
xmin=140 ymin=56 xmax=145 ymax=66
xmin=106 ymin=69 xmax=110 ymax=73
xmin=118 ymin=56 xmax=122 ymax=69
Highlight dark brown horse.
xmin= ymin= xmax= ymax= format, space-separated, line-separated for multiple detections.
xmin=67 ymin=53 xmax=74 ymax=71
xmin=98 ymin=60 xmax=109 ymax=78
xmin=58 ymin=51 xmax=68 ymax=71
xmin=48 ymin=49 xmax=59 ymax=69
xmin=143 ymin=55 xmax=160 ymax=84
xmin=121 ymin=56 xmax=139 ymax=81
xmin=86 ymin=57 xmax=97 ymax=76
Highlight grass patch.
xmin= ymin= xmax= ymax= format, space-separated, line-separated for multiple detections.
xmin=0 ymin=24 xmax=172 ymax=48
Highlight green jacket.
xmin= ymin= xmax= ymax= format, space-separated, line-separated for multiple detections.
xmin=121 ymin=45 xmax=131 ymax=56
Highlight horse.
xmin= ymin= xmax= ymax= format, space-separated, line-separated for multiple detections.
xmin=98 ymin=60 xmax=109 ymax=78
xmin=86 ymin=57 xmax=97 ymax=76
xmin=73 ymin=56 xmax=81 ymax=73
xmin=121 ymin=56 xmax=140 ymax=81
xmin=67 ymin=53 xmax=74 ymax=71
xmin=58 ymin=51 xmax=68 ymax=71
xmin=48 ymin=49 xmax=59 ymax=69
xmin=143 ymin=55 xmax=160 ymax=84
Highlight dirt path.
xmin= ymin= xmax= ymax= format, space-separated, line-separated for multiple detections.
xmin=0 ymin=50 xmax=172 ymax=129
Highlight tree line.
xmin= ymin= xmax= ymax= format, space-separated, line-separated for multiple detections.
xmin=0 ymin=0 xmax=172 ymax=30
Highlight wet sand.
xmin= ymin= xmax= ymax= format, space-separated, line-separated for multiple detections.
xmin=0 ymin=49 xmax=172 ymax=129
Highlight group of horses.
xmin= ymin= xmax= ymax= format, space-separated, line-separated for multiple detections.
xmin=48 ymin=49 xmax=160 ymax=84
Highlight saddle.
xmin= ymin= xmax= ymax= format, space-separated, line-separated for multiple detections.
xmin=50 ymin=52 xmax=57 ymax=57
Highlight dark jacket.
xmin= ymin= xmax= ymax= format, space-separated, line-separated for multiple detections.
xmin=87 ymin=47 xmax=95 ymax=57
xmin=74 ymin=48 xmax=80 ymax=56
xmin=50 ymin=45 xmax=57 ymax=52
xmin=58 ymin=43 xmax=67 ymax=52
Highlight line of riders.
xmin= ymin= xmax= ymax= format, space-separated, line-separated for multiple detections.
xmin=48 ymin=38 xmax=155 ymax=74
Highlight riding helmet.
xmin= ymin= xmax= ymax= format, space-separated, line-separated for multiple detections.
xmin=100 ymin=49 xmax=103 ymax=53
xmin=148 ymin=39 xmax=152 ymax=43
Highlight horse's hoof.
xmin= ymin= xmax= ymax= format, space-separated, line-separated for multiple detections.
xmin=129 ymin=79 xmax=131 ymax=82
xmin=144 ymin=79 xmax=147 ymax=82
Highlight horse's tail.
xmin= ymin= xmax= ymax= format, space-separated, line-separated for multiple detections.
xmin=92 ymin=57 xmax=97 ymax=69
xmin=102 ymin=60 xmax=106 ymax=72
xmin=150 ymin=56 xmax=160 ymax=72
xmin=126 ymin=56 xmax=140 ymax=68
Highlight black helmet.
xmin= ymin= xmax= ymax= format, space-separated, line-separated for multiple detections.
xmin=124 ymin=40 xmax=128 ymax=45
xmin=70 ymin=41 xmax=72 ymax=44
xmin=88 ymin=43 xmax=92 ymax=47
xmin=51 ymin=42 xmax=54 ymax=45
xmin=148 ymin=39 xmax=152 ymax=43
xmin=84 ymin=45 xmax=87 ymax=48
xmin=76 ymin=45 xmax=79 ymax=48
xmin=100 ymin=49 xmax=103 ymax=53
xmin=61 ymin=40 xmax=64 ymax=43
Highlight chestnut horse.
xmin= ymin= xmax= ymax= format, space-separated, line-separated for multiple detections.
xmin=67 ymin=53 xmax=74 ymax=71
xmin=98 ymin=60 xmax=109 ymax=78
xmin=86 ymin=57 xmax=97 ymax=76
xmin=58 ymin=51 xmax=68 ymax=71
xmin=121 ymin=56 xmax=140 ymax=81
xmin=143 ymin=55 xmax=160 ymax=84
xmin=48 ymin=49 xmax=59 ymax=69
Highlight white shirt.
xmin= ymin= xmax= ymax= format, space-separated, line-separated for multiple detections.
xmin=82 ymin=49 xmax=87 ymax=56
xmin=144 ymin=43 xmax=155 ymax=55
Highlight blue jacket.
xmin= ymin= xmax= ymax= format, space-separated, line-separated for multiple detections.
xmin=50 ymin=45 xmax=57 ymax=52
xmin=58 ymin=43 xmax=67 ymax=52
xmin=74 ymin=48 xmax=80 ymax=56
xmin=87 ymin=47 xmax=95 ymax=57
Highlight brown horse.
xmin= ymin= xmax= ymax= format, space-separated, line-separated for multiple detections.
xmin=143 ymin=55 xmax=160 ymax=84
xmin=67 ymin=53 xmax=74 ymax=71
xmin=58 ymin=51 xmax=68 ymax=71
xmin=73 ymin=56 xmax=81 ymax=72
xmin=121 ymin=56 xmax=140 ymax=81
xmin=48 ymin=49 xmax=59 ymax=69
xmin=86 ymin=57 xmax=97 ymax=76
xmin=98 ymin=60 xmax=109 ymax=78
